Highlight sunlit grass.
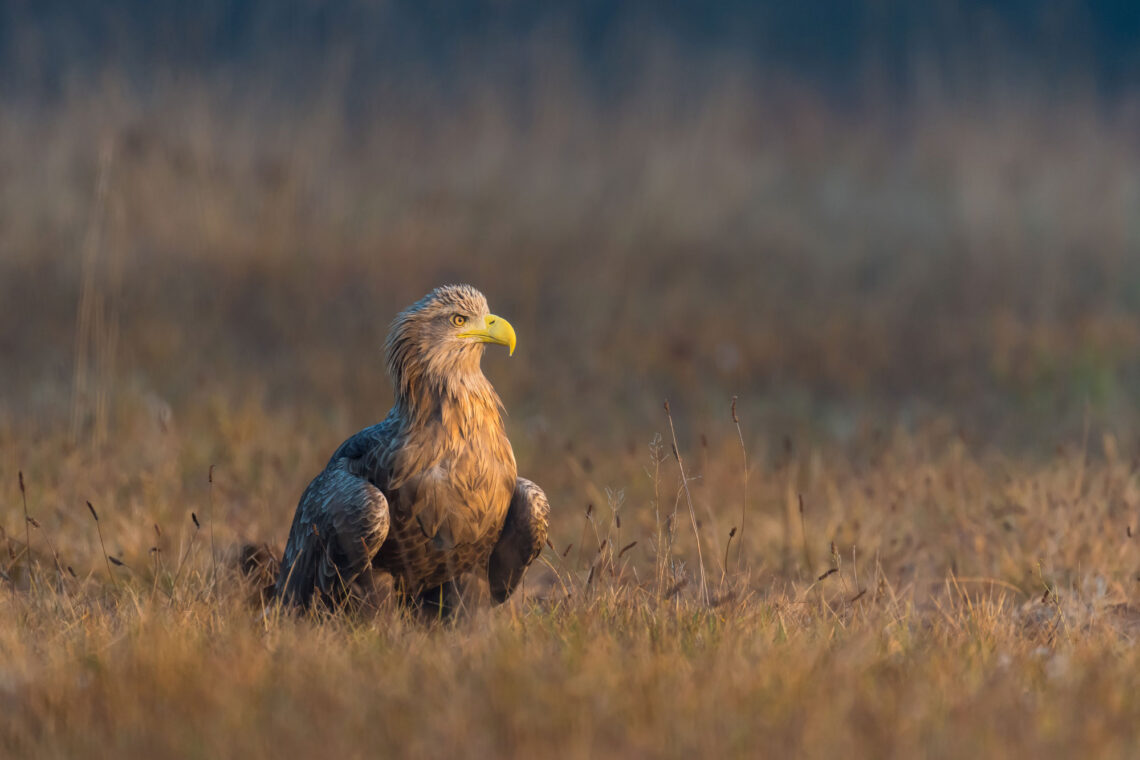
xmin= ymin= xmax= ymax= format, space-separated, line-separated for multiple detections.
xmin=3 ymin=406 xmax=1140 ymax=757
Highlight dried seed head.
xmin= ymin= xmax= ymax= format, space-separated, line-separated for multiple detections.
xmin=191 ymin=512 xmax=200 ymax=529
xmin=26 ymin=516 xmax=40 ymax=529
xmin=731 ymin=396 xmax=739 ymax=424
xmin=109 ymin=556 xmax=124 ymax=567
xmin=208 ymin=464 xmax=215 ymax=484
xmin=18 ymin=471 xmax=24 ymax=494
xmin=87 ymin=501 xmax=99 ymax=522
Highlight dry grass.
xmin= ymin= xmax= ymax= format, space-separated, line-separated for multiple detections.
xmin=3 ymin=417 xmax=1140 ymax=759
xmin=3 ymin=68 xmax=1140 ymax=757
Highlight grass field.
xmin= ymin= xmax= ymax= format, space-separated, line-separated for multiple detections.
xmin=3 ymin=69 xmax=1140 ymax=758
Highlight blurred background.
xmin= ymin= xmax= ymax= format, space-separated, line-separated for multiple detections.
xmin=3 ymin=0 xmax=1140 ymax=464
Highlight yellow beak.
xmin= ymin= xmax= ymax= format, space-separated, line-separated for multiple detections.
xmin=459 ymin=313 xmax=517 ymax=356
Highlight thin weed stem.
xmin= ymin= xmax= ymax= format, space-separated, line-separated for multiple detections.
xmin=731 ymin=396 xmax=749 ymax=570
xmin=87 ymin=500 xmax=116 ymax=588
xmin=169 ymin=512 xmax=201 ymax=604
xmin=664 ymin=400 xmax=708 ymax=605
xmin=798 ymin=494 xmax=813 ymax=576
xmin=19 ymin=472 xmax=33 ymax=586
xmin=208 ymin=465 xmax=218 ymax=590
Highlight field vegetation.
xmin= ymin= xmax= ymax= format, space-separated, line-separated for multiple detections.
xmin=3 ymin=44 xmax=1140 ymax=757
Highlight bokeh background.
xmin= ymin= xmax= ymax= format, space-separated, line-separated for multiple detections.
xmin=3 ymin=1 xmax=1140 ymax=528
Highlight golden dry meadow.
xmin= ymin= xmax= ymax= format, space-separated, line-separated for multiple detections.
xmin=3 ymin=71 xmax=1140 ymax=758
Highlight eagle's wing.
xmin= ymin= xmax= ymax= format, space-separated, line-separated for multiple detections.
xmin=487 ymin=477 xmax=550 ymax=603
xmin=276 ymin=426 xmax=393 ymax=607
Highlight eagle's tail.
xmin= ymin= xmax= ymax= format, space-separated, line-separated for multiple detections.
xmin=237 ymin=542 xmax=280 ymax=604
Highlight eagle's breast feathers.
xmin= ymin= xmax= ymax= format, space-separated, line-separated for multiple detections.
xmin=377 ymin=407 xmax=517 ymax=589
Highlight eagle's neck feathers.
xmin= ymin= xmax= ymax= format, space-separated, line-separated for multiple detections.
xmin=386 ymin=337 xmax=505 ymax=437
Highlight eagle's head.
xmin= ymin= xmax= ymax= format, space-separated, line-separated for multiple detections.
xmin=385 ymin=284 xmax=516 ymax=402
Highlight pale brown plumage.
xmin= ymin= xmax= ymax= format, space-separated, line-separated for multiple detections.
xmin=276 ymin=285 xmax=549 ymax=614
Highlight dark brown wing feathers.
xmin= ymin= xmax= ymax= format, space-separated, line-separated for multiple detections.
xmin=276 ymin=460 xmax=390 ymax=606
xmin=488 ymin=478 xmax=550 ymax=604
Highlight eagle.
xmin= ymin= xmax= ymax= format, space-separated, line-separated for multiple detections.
xmin=276 ymin=284 xmax=549 ymax=616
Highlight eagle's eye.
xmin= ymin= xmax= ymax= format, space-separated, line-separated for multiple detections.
xmin=450 ymin=314 xmax=467 ymax=327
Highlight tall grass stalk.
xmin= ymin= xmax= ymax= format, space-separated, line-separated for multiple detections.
xmin=664 ymin=400 xmax=707 ymax=604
